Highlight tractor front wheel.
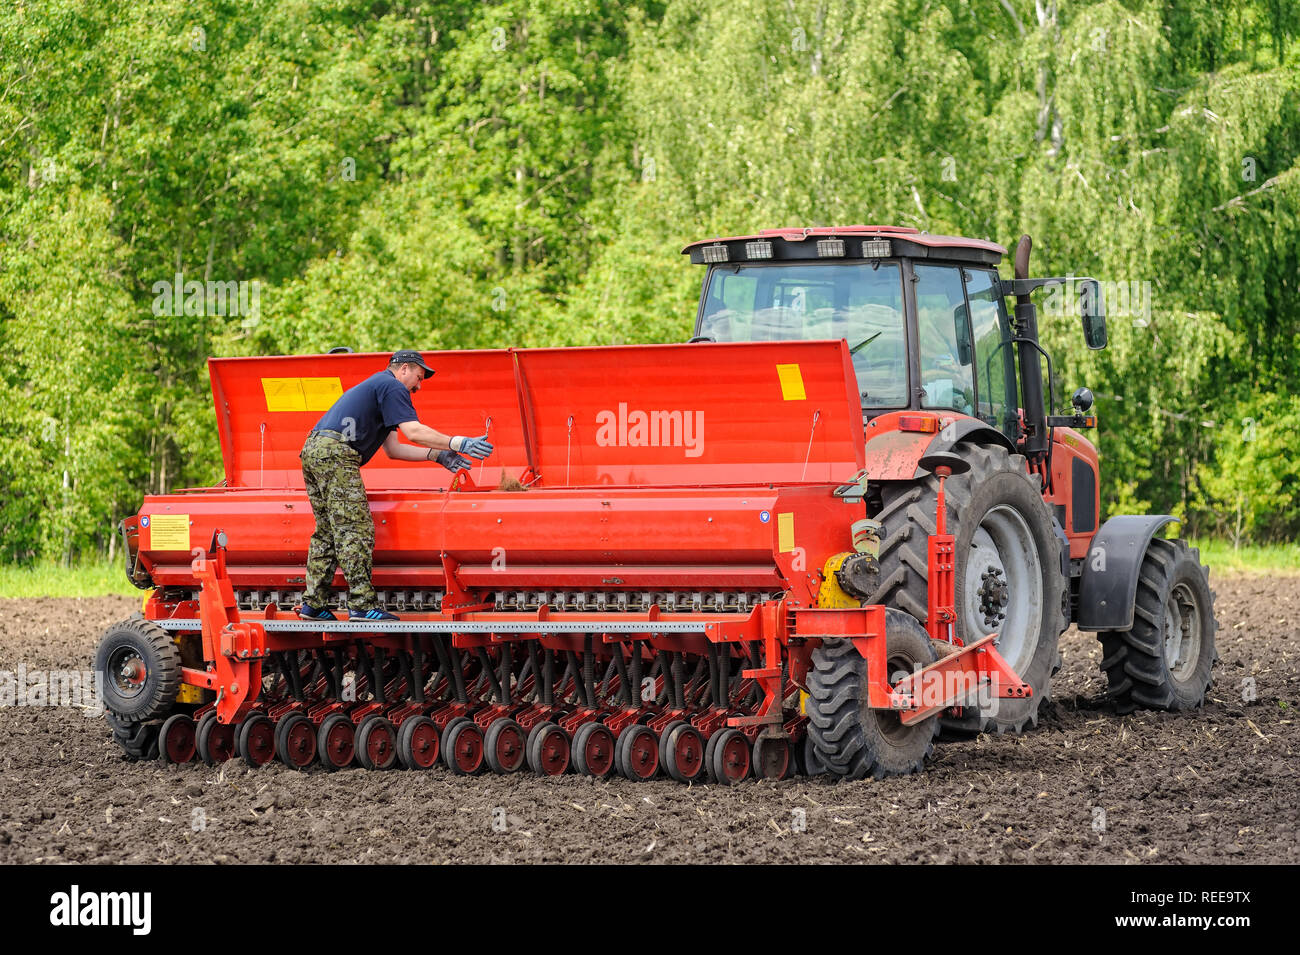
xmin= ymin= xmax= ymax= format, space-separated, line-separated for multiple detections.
xmin=806 ymin=609 xmax=941 ymax=780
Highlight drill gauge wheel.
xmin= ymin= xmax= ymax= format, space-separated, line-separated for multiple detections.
xmin=158 ymin=714 xmax=196 ymax=765
xmin=317 ymin=713 xmax=356 ymax=772
xmin=196 ymin=711 xmax=235 ymax=765
xmin=397 ymin=716 xmax=440 ymax=770
xmin=525 ymin=722 xmax=570 ymax=776
xmin=275 ymin=712 xmax=317 ymax=770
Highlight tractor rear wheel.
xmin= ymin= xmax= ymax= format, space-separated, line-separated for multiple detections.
xmin=1097 ymin=538 xmax=1217 ymax=713
xmin=872 ymin=443 xmax=1066 ymax=735
xmin=806 ymin=609 xmax=940 ymax=780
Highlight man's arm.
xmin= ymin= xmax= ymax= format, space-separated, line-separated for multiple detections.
xmin=394 ymin=420 xmax=455 ymax=452
xmin=383 ymin=423 xmax=452 ymax=462
xmin=386 ymin=420 xmax=494 ymax=461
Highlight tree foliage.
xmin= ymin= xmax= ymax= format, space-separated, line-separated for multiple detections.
xmin=1 ymin=0 xmax=1297 ymax=562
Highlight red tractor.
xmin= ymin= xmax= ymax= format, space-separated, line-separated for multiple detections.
xmin=684 ymin=226 xmax=1217 ymax=746
xmin=96 ymin=225 xmax=1217 ymax=781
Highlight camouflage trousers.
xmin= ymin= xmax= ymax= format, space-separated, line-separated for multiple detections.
xmin=300 ymin=431 xmax=378 ymax=611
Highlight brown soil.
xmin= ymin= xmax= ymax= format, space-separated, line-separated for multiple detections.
xmin=0 ymin=578 xmax=1294 ymax=864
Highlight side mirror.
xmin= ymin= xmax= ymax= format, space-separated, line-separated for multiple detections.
xmin=953 ymin=304 xmax=973 ymax=365
xmin=1078 ymin=279 xmax=1107 ymax=349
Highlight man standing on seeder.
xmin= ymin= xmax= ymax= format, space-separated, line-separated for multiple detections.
xmin=296 ymin=349 xmax=494 ymax=622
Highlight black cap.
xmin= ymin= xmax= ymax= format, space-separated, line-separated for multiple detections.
xmin=390 ymin=349 xmax=435 ymax=379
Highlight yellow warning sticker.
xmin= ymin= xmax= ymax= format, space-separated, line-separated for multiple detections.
xmin=776 ymin=363 xmax=806 ymax=401
xmin=262 ymin=377 xmax=306 ymax=412
xmin=148 ymin=514 xmax=190 ymax=551
xmin=300 ymin=377 xmax=343 ymax=411
xmin=777 ymin=512 xmax=795 ymax=553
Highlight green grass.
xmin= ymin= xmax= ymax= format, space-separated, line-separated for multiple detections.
xmin=1187 ymin=538 xmax=1300 ymax=575
xmin=0 ymin=560 xmax=140 ymax=599
xmin=0 ymin=537 xmax=1296 ymax=598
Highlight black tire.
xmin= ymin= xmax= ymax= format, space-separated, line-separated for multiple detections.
xmin=707 ymin=728 xmax=751 ymax=785
xmin=442 ymin=719 xmax=485 ymax=775
xmin=801 ymin=734 xmax=827 ymax=777
xmin=237 ymin=711 xmax=276 ymax=768
xmin=317 ymin=713 xmax=355 ymax=772
xmin=276 ymin=712 xmax=317 ymax=770
xmin=158 ymin=713 xmax=196 ymax=765
xmin=95 ymin=616 xmax=181 ymax=722
xmin=806 ymin=608 xmax=941 ymax=780
xmin=872 ymin=443 xmax=1066 ymax=735
xmin=106 ymin=712 xmax=161 ymax=761
xmin=1097 ymin=538 xmax=1217 ymax=713
xmin=526 ymin=722 xmax=570 ymax=776
xmin=356 ymin=716 xmax=398 ymax=770
xmin=196 ymin=711 xmax=235 ymax=765
xmin=398 ymin=716 xmax=440 ymax=770
xmin=571 ymin=722 xmax=615 ymax=778
xmin=615 ymin=723 xmax=659 ymax=781
xmin=753 ymin=735 xmax=792 ymax=780
xmin=484 ymin=719 xmax=527 ymax=774
xmin=663 ymin=723 xmax=706 ymax=783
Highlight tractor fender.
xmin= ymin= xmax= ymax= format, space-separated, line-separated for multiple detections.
xmin=927 ymin=419 xmax=1017 ymax=461
xmin=1076 ymin=515 xmax=1178 ymax=630
xmin=864 ymin=414 xmax=1015 ymax=481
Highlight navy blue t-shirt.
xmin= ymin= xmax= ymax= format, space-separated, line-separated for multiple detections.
xmin=312 ymin=370 xmax=419 ymax=465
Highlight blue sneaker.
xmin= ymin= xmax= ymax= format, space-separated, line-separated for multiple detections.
xmin=297 ymin=604 xmax=336 ymax=621
xmin=349 ymin=608 xmax=399 ymax=622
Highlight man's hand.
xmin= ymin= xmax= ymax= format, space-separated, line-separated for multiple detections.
xmin=450 ymin=434 xmax=494 ymax=459
xmin=432 ymin=450 xmax=472 ymax=472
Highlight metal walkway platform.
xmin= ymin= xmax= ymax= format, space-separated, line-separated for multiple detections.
xmin=149 ymin=617 xmax=723 ymax=634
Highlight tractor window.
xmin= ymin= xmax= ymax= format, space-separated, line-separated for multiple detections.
xmin=699 ymin=263 xmax=907 ymax=408
xmin=966 ymin=268 xmax=1019 ymax=438
xmin=914 ymin=265 xmax=976 ymax=415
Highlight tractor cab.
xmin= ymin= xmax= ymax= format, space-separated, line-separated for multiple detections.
xmin=683 ymin=226 xmax=1104 ymax=450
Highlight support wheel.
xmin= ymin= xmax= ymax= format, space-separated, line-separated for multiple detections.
xmin=571 ymin=722 xmax=615 ymax=778
xmin=663 ymin=723 xmax=706 ymax=783
xmin=237 ymin=712 xmax=275 ymax=768
xmin=317 ymin=713 xmax=355 ymax=772
xmin=484 ymin=719 xmax=527 ymax=774
xmin=107 ymin=713 xmax=162 ymax=761
xmin=1098 ymin=538 xmax=1217 ymax=713
xmin=356 ymin=716 xmax=398 ymax=770
xmin=615 ymin=723 xmax=659 ymax=781
xmin=801 ymin=734 xmax=828 ymax=777
xmin=806 ymin=608 xmax=940 ymax=780
xmin=753 ymin=735 xmax=791 ymax=780
xmin=275 ymin=713 xmax=317 ymax=770
xmin=526 ymin=722 xmax=570 ymax=776
xmin=443 ymin=719 xmax=485 ymax=775
xmin=871 ymin=443 xmax=1066 ymax=735
xmin=158 ymin=714 xmax=196 ymax=765
xmin=95 ymin=615 xmax=181 ymax=722
xmin=397 ymin=716 xmax=440 ymax=770
xmin=708 ymin=729 xmax=751 ymax=785
xmin=196 ymin=711 xmax=235 ymax=765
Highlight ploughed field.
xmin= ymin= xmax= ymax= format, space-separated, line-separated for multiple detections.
xmin=0 ymin=578 xmax=1294 ymax=864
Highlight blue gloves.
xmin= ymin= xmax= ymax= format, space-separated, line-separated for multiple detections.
xmin=433 ymin=450 xmax=472 ymax=473
xmin=450 ymin=434 xmax=494 ymax=459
